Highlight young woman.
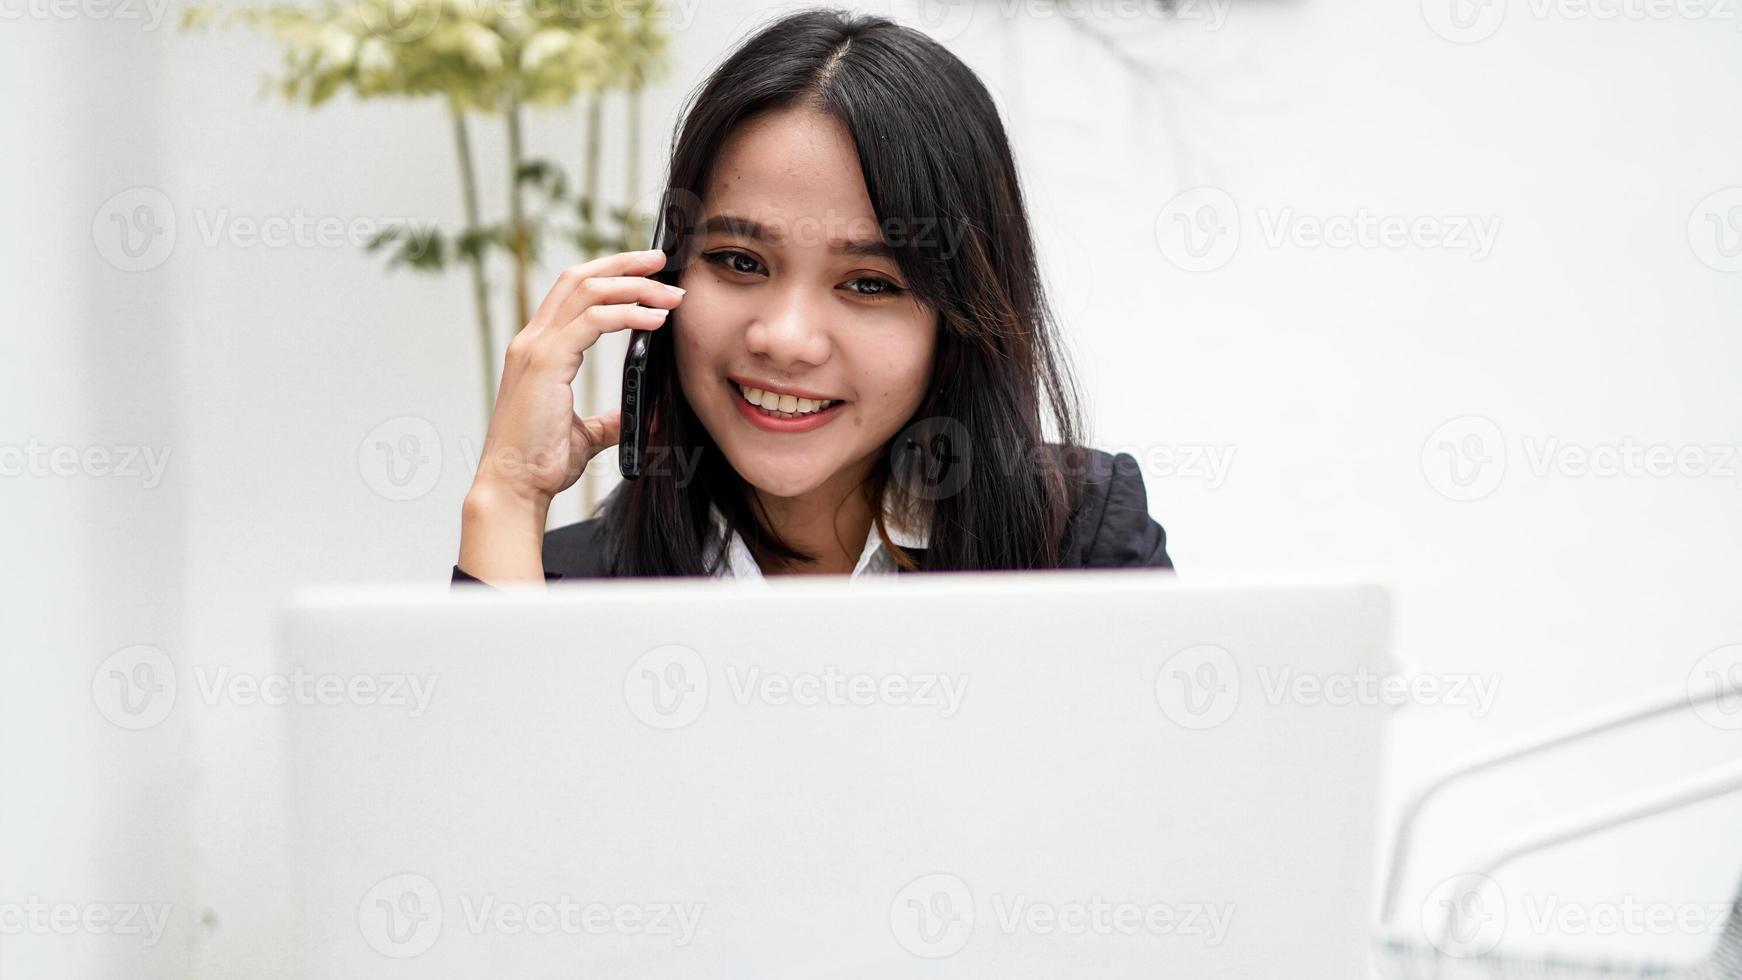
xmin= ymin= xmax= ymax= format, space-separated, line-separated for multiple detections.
xmin=453 ymin=7 xmax=1172 ymax=586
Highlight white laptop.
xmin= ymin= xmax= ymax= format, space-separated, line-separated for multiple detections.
xmin=272 ymin=569 xmax=1392 ymax=978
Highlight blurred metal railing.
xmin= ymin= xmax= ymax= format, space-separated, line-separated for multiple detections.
xmin=1372 ymin=672 xmax=1742 ymax=979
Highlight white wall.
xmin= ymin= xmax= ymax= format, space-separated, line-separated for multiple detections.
xmin=2 ymin=14 xmax=194 ymax=979
xmin=1013 ymin=0 xmax=1742 ymax=961
xmin=5 ymin=0 xmax=1740 ymax=975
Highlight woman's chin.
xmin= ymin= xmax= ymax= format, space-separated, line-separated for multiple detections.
xmin=704 ymin=409 xmax=876 ymax=500
xmin=732 ymin=467 xmax=828 ymax=501
xmin=715 ymin=446 xmax=836 ymax=499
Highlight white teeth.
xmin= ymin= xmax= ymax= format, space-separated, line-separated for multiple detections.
xmin=737 ymin=383 xmax=836 ymax=417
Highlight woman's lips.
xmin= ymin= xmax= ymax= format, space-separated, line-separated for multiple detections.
xmin=727 ymin=378 xmax=846 ymax=433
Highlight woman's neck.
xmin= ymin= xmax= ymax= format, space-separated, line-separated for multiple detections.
xmin=748 ymin=462 xmax=877 ymax=576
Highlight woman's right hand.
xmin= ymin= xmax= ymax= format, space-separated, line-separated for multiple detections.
xmin=458 ymin=248 xmax=684 ymax=584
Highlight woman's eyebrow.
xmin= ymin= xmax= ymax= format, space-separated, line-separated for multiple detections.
xmin=703 ymin=212 xmax=895 ymax=260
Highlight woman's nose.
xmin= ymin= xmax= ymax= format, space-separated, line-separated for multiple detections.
xmin=744 ymin=288 xmax=832 ymax=369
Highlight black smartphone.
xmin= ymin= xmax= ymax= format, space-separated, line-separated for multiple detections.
xmin=619 ymin=195 xmax=684 ymax=481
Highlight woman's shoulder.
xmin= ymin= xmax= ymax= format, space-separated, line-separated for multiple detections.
xmin=1051 ymin=445 xmax=1174 ymax=570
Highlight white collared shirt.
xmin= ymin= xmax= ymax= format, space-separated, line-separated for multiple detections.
xmin=704 ymin=499 xmax=929 ymax=581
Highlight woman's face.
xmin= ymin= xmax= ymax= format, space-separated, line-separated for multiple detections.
xmin=673 ymin=106 xmax=939 ymax=500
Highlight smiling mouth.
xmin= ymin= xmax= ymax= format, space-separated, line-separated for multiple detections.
xmin=729 ymin=380 xmax=846 ymax=419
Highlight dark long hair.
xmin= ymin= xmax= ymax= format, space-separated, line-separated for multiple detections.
xmin=598 ymin=6 xmax=1091 ymax=576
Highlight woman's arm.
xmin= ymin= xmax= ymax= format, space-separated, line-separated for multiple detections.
xmin=451 ymin=249 xmax=682 ymax=588
xmin=454 ymin=482 xmax=553 ymax=587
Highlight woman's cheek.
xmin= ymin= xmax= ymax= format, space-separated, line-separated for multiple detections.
xmin=670 ymin=315 xmax=711 ymax=400
xmin=875 ymin=331 xmax=938 ymax=417
xmin=673 ymin=292 xmax=724 ymax=360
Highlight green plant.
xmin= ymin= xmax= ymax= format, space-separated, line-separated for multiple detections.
xmin=182 ymin=0 xmax=672 ymax=439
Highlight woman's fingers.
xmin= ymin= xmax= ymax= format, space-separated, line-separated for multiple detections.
xmin=559 ymin=303 xmax=673 ymax=348
xmin=575 ymin=409 xmax=623 ymax=459
xmin=546 ymin=274 xmax=685 ymax=329
xmin=529 ymin=250 xmax=670 ymax=328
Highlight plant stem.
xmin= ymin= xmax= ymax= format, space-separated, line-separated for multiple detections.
xmin=583 ymin=91 xmax=603 ymax=250
xmin=505 ymin=99 xmax=531 ymax=331
xmin=450 ymin=102 xmax=495 ymax=422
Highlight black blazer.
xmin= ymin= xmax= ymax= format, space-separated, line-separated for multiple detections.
xmin=452 ymin=448 xmax=1173 ymax=585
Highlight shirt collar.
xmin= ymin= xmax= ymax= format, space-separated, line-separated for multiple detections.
xmin=705 ymin=495 xmax=929 ymax=579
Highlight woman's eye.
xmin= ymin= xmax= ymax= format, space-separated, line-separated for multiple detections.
xmin=703 ymin=250 xmax=764 ymax=276
xmin=846 ymin=276 xmax=906 ymax=298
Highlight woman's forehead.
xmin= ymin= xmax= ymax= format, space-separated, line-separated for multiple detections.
xmin=704 ymin=109 xmax=879 ymax=235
